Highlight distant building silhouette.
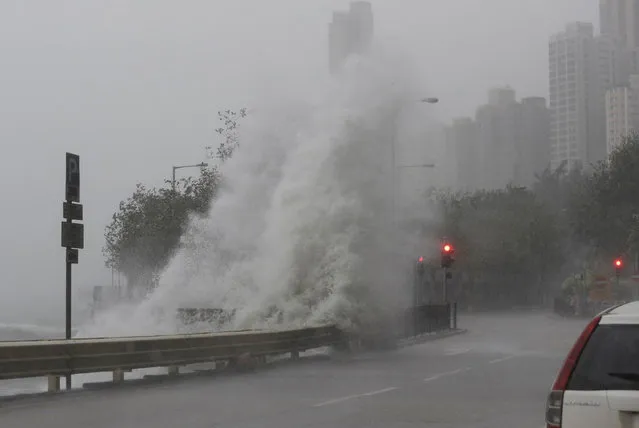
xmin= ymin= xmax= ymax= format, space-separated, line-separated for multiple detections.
xmin=446 ymin=88 xmax=551 ymax=190
xmin=328 ymin=1 xmax=374 ymax=74
xmin=606 ymin=74 xmax=639 ymax=153
xmin=600 ymin=1 xmax=639 ymax=155
xmin=549 ymin=23 xmax=613 ymax=170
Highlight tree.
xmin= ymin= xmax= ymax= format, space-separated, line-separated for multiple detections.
xmin=570 ymin=133 xmax=639 ymax=260
xmin=208 ymin=108 xmax=247 ymax=162
xmin=415 ymin=134 xmax=639 ymax=309
xmin=103 ymin=169 xmax=220 ymax=289
xmin=430 ymin=185 xmax=564 ymax=307
xmin=103 ymin=109 xmax=245 ymax=289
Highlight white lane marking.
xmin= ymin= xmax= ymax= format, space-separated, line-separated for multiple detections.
xmin=313 ymin=386 xmax=399 ymax=407
xmin=362 ymin=386 xmax=398 ymax=396
xmin=423 ymin=367 xmax=471 ymax=382
xmin=488 ymin=355 xmax=517 ymax=364
xmin=314 ymin=354 xmax=520 ymax=408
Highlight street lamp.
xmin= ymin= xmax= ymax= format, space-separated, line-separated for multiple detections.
xmin=390 ymin=97 xmax=439 ymax=225
xmin=172 ymin=162 xmax=208 ymax=191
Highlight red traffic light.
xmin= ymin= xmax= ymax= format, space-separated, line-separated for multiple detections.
xmin=418 ymin=256 xmax=424 ymax=263
xmin=442 ymin=244 xmax=453 ymax=253
xmin=614 ymin=258 xmax=623 ymax=268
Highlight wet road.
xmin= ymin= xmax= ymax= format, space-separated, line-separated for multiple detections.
xmin=0 ymin=311 xmax=587 ymax=428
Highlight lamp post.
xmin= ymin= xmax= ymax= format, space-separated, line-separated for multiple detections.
xmin=389 ymin=97 xmax=439 ymax=226
xmin=171 ymin=162 xmax=208 ymax=191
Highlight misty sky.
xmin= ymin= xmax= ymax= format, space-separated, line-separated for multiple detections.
xmin=0 ymin=0 xmax=597 ymax=322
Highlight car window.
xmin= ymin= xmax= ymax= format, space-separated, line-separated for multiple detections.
xmin=568 ymin=324 xmax=639 ymax=391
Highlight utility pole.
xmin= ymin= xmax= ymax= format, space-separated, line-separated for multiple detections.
xmin=388 ymin=97 xmax=439 ymax=228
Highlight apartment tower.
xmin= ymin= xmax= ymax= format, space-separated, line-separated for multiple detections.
xmin=328 ymin=1 xmax=374 ymax=74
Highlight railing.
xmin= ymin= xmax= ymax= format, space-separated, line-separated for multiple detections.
xmin=0 ymin=304 xmax=460 ymax=394
xmin=0 ymin=325 xmax=342 ymax=391
xmin=400 ymin=303 xmax=457 ymax=338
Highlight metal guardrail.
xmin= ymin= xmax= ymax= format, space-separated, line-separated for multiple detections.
xmin=400 ymin=303 xmax=457 ymax=338
xmin=0 ymin=325 xmax=342 ymax=391
xmin=351 ymin=303 xmax=459 ymax=350
xmin=0 ymin=304 xmax=460 ymax=394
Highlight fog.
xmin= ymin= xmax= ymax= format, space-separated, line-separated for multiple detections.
xmin=0 ymin=0 xmax=597 ymax=326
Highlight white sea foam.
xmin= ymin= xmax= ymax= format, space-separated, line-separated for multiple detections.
xmin=78 ymin=49 xmax=433 ymax=339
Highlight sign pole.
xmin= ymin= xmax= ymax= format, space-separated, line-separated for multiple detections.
xmin=62 ymin=152 xmax=83 ymax=391
xmin=65 ymin=215 xmax=72 ymax=390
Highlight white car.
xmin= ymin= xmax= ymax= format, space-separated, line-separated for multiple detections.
xmin=546 ymin=301 xmax=639 ymax=428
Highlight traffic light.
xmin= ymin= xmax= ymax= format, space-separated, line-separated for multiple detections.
xmin=416 ymin=256 xmax=425 ymax=276
xmin=441 ymin=242 xmax=455 ymax=268
xmin=614 ymin=258 xmax=623 ymax=276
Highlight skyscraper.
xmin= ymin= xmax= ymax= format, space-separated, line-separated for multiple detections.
xmin=548 ymin=23 xmax=610 ymax=171
xmin=329 ymin=12 xmax=351 ymax=75
xmin=447 ymin=88 xmax=550 ymax=190
xmin=446 ymin=117 xmax=479 ymax=191
xmin=605 ymin=74 xmax=639 ymax=153
xmin=516 ymin=97 xmax=551 ymax=186
xmin=600 ymin=0 xmax=639 ymax=53
xmin=328 ymin=1 xmax=374 ymax=74
xmin=600 ymin=1 xmax=639 ymax=153
xmin=475 ymin=87 xmax=519 ymax=189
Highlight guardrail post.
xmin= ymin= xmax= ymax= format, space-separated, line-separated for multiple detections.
xmin=168 ymin=366 xmax=180 ymax=376
xmin=47 ymin=375 xmax=60 ymax=392
xmin=113 ymin=369 xmax=125 ymax=383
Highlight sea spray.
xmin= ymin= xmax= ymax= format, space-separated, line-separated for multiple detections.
xmin=78 ymin=50 xmax=430 ymax=338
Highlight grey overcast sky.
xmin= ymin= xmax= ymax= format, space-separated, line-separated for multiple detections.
xmin=0 ymin=0 xmax=597 ymax=322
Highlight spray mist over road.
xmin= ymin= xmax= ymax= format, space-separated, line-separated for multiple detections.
xmin=80 ymin=51 xmax=435 ymax=338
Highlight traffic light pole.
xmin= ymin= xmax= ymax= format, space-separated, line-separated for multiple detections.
xmin=440 ymin=241 xmax=454 ymax=302
xmin=414 ymin=274 xmax=419 ymax=308
xmin=442 ymin=267 xmax=448 ymax=302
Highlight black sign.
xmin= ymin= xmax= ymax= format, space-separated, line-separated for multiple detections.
xmin=66 ymin=248 xmax=79 ymax=264
xmin=61 ymin=222 xmax=84 ymax=249
xmin=65 ymin=153 xmax=80 ymax=202
xmin=63 ymin=202 xmax=83 ymax=221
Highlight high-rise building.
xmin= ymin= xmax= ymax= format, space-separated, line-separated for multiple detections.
xmin=516 ymin=97 xmax=551 ymax=186
xmin=446 ymin=117 xmax=479 ymax=191
xmin=329 ymin=12 xmax=351 ymax=75
xmin=605 ymin=74 xmax=639 ymax=153
xmin=600 ymin=0 xmax=639 ymax=52
xmin=548 ymin=23 xmax=611 ymax=171
xmin=599 ymin=2 xmax=639 ymax=154
xmin=475 ymin=86 xmax=519 ymax=189
xmin=447 ymin=88 xmax=550 ymax=190
xmin=328 ymin=1 xmax=374 ymax=74
xmin=348 ymin=1 xmax=374 ymax=54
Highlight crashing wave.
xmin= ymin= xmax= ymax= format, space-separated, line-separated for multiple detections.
xmin=78 ymin=49 xmax=431 ymax=338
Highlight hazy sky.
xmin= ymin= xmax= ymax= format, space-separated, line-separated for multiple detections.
xmin=0 ymin=0 xmax=597 ymax=322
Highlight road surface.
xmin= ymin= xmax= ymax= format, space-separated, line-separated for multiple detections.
xmin=0 ymin=311 xmax=587 ymax=428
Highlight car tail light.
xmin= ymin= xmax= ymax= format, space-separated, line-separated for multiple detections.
xmin=545 ymin=315 xmax=601 ymax=428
